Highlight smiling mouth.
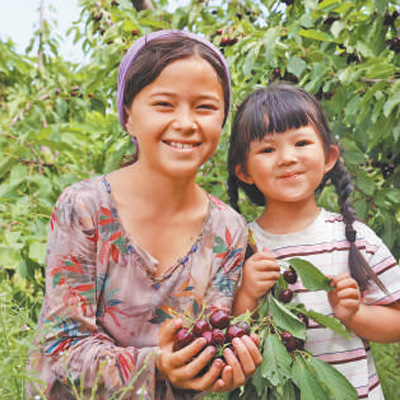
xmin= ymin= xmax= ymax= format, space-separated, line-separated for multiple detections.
xmin=163 ymin=140 xmax=201 ymax=149
xmin=280 ymin=172 xmax=302 ymax=179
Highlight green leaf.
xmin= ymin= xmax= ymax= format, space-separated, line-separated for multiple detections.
xmin=287 ymin=57 xmax=307 ymax=78
xmin=304 ymin=309 xmax=351 ymax=339
xmin=260 ymin=333 xmax=293 ymax=387
xmin=286 ymin=258 xmax=333 ymax=292
xmin=383 ymin=91 xmax=400 ymax=118
xmin=298 ymin=29 xmax=336 ymax=42
xmin=292 ymin=356 xmax=329 ymax=400
xmin=311 ymin=358 xmax=358 ymax=400
xmin=269 ymin=295 xmax=307 ymax=340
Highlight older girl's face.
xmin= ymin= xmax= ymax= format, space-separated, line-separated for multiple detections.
xmin=236 ymin=124 xmax=339 ymax=207
xmin=124 ymin=56 xmax=225 ymax=179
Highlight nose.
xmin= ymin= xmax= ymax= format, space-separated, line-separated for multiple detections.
xmin=172 ymin=106 xmax=197 ymax=133
xmin=278 ymin=145 xmax=297 ymax=165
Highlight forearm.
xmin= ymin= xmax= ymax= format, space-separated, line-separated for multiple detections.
xmin=343 ymin=302 xmax=400 ymax=343
xmin=233 ymin=286 xmax=259 ymax=316
xmin=29 ymin=331 xmax=159 ymax=398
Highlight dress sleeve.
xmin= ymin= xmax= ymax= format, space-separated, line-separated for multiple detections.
xmin=28 ymin=186 xmax=158 ymax=400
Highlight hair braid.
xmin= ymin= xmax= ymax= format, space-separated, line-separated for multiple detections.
xmin=227 ymin=173 xmax=256 ymax=259
xmin=329 ymin=160 xmax=387 ymax=293
xmin=227 ymin=173 xmax=241 ymax=213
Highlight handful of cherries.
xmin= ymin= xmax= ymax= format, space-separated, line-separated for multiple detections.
xmin=173 ymin=308 xmax=251 ymax=364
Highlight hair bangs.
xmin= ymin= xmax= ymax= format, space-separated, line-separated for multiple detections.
xmin=262 ymin=90 xmax=311 ymax=135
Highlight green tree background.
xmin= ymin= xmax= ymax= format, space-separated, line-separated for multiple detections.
xmin=1 ymin=0 xmax=399 ymax=398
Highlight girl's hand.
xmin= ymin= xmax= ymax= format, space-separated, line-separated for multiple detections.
xmin=328 ymin=273 xmax=361 ymax=324
xmin=241 ymin=247 xmax=281 ymax=301
xmin=211 ymin=333 xmax=263 ymax=392
xmin=156 ymin=319 xmax=225 ymax=391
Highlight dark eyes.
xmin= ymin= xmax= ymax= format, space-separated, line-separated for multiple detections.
xmin=153 ymin=102 xmax=216 ymax=110
xmin=261 ymin=147 xmax=274 ymax=154
xmin=154 ymin=101 xmax=172 ymax=107
xmin=296 ymin=140 xmax=311 ymax=147
xmin=197 ymin=104 xmax=217 ymax=110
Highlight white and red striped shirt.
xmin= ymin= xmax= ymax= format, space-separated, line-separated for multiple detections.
xmin=249 ymin=208 xmax=400 ymax=400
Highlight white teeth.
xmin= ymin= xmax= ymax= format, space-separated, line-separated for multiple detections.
xmin=167 ymin=141 xmax=197 ymax=149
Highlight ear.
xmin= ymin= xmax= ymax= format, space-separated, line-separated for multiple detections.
xmin=324 ymin=144 xmax=340 ymax=174
xmin=124 ymin=106 xmax=134 ymax=135
xmin=235 ymin=164 xmax=254 ymax=185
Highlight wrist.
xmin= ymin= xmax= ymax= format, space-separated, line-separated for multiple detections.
xmin=238 ymin=284 xmax=260 ymax=302
xmin=155 ymin=350 xmax=167 ymax=381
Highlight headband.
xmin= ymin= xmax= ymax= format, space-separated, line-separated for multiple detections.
xmin=117 ymin=30 xmax=231 ymax=130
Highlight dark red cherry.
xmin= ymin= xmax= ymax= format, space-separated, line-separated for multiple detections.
xmin=283 ymin=268 xmax=298 ymax=284
xmin=226 ymin=325 xmax=245 ymax=342
xmin=211 ymin=329 xmax=225 ymax=346
xmin=281 ymin=331 xmax=296 ymax=352
xmin=280 ymin=289 xmax=294 ymax=303
xmin=173 ymin=328 xmax=193 ymax=351
xmin=193 ymin=318 xmax=211 ymax=337
xmin=201 ymin=331 xmax=213 ymax=345
xmin=297 ymin=313 xmax=309 ymax=327
xmin=235 ymin=321 xmax=251 ymax=335
xmin=295 ymin=338 xmax=305 ymax=350
xmin=209 ymin=309 xmax=230 ymax=329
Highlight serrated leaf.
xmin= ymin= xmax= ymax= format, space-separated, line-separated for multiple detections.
xmin=311 ymin=358 xmax=358 ymax=400
xmin=270 ymin=295 xmax=307 ymax=340
xmin=260 ymin=333 xmax=293 ymax=387
xmin=286 ymin=258 xmax=333 ymax=292
xmin=305 ymin=309 xmax=350 ymax=339
xmin=292 ymin=356 xmax=329 ymax=400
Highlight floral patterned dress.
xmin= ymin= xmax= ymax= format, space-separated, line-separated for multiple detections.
xmin=27 ymin=176 xmax=247 ymax=400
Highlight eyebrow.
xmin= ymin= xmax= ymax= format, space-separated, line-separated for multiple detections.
xmin=149 ymin=91 xmax=222 ymax=102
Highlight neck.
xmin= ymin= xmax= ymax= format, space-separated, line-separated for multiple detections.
xmin=257 ymin=198 xmax=320 ymax=234
xmin=123 ymin=163 xmax=203 ymax=212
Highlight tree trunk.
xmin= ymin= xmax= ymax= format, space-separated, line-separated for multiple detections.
xmin=131 ymin=0 xmax=154 ymax=11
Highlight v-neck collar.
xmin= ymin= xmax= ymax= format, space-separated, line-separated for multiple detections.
xmin=101 ymin=174 xmax=211 ymax=279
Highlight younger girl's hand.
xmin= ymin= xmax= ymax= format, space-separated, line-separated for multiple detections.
xmin=156 ymin=319 xmax=225 ymax=391
xmin=242 ymin=247 xmax=281 ymax=301
xmin=328 ymin=273 xmax=361 ymax=324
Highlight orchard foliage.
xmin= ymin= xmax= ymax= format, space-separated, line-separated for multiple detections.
xmin=1 ymin=0 xmax=400 ymax=398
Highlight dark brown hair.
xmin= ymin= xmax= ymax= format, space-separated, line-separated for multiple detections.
xmin=227 ymin=83 xmax=386 ymax=293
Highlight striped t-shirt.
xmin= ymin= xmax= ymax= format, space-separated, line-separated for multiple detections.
xmin=248 ymin=208 xmax=400 ymax=400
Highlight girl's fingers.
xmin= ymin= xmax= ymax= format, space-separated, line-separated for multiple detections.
xmin=158 ymin=319 xmax=182 ymax=348
xmin=232 ymin=338 xmax=256 ymax=377
xmin=208 ymin=365 xmax=233 ymax=392
xmin=240 ymin=335 xmax=263 ymax=367
xmin=336 ymin=288 xmax=360 ymax=301
xmin=169 ymin=337 xmax=208 ymax=368
xmin=167 ymin=346 xmax=218 ymax=386
xmin=186 ymin=357 xmax=225 ymax=391
xmin=252 ymin=258 xmax=281 ymax=272
xmin=223 ymin=347 xmax=246 ymax=386
xmin=249 ymin=332 xmax=260 ymax=346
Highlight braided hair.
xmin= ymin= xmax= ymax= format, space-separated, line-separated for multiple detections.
xmin=325 ymin=160 xmax=386 ymax=292
xmin=227 ymin=83 xmax=386 ymax=293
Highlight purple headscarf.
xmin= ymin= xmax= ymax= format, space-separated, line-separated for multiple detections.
xmin=117 ymin=30 xmax=231 ymax=130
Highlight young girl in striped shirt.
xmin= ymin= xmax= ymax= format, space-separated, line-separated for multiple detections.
xmin=227 ymin=83 xmax=400 ymax=399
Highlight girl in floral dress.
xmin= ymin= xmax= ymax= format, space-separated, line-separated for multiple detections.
xmin=27 ymin=30 xmax=262 ymax=400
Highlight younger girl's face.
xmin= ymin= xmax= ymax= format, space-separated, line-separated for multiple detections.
xmin=125 ymin=56 xmax=225 ymax=179
xmin=236 ymin=124 xmax=339 ymax=207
